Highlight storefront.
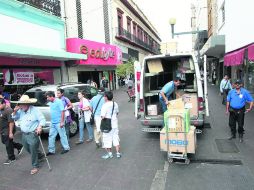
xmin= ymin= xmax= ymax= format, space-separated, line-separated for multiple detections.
xmin=224 ymin=43 xmax=254 ymax=93
xmin=66 ymin=38 xmax=122 ymax=90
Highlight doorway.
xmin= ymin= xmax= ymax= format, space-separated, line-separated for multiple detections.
xmin=78 ymin=71 xmax=101 ymax=86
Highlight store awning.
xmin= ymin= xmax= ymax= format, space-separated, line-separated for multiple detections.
xmin=0 ymin=43 xmax=87 ymax=61
xmin=248 ymin=44 xmax=254 ymax=61
xmin=200 ymin=35 xmax=225 ymax=57
xmin=224 ymin=48 xmax=245 ymax=66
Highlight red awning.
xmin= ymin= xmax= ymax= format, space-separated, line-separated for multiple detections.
xmin=224 ymin=48 xmax=245 ymax=66
xmin=248 ymin=44 xmax=254 ymax=61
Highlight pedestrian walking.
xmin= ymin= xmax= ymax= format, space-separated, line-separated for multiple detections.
xmin=0 ymin=99 xmax=23 ymax=165
xmin=100 ymin=76 xmax=109 ymax=91
xmin=220 ymin=75 xmax=232 ymax=105
xmin=127 ymin=78 xmax=134 ymax=90
xmin=101 ymin=91 xmax=121 ymax=159
xmin=159 ymin=78 xmax=181 ymax=113
xmin=11 ymin=95 xmax=45 ymax=175
xmin=45 ymin=91 xmax=70 ymax=155
xmin=76 ymin=91 xmax=93 ymax=144
xmin=56 ymin=89 xmax=73 ymax=141
xmin=212 ymin=69 xmax=216 ymax=85
xmin=226 ymin=79 xmax=253 ymax=142
xmin=90 ymin=87 xmax=105 ymax=148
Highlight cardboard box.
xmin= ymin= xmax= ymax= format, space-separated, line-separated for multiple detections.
xmin=160 ymin=126 xmax=196 ymax=153
xmin=147 ymin=59 xmax=163 ymax=73
xmin=182 ymin=94 xmax=198 ymax=117
xmin=147 ymin=104 xmax=158 ymax=115
xmin=167 ymin=98 xmax=185 ymax=109
xmin=164 ymin=109 xmax=190 ymax=132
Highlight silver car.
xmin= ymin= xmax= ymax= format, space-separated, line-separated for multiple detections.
xmin=17 ymin=83 xmax=98 ymax=136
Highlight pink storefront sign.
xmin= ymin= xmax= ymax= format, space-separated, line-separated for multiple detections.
xmin=0 ymin=56 xmax=61 ymax=67
xmin=3 ymin=69 xmax=34 ymax=85
xmin=224 ymin=49 xmax=245 ymax=66
xmin=66 ymin=38 xmax=122 ymax=65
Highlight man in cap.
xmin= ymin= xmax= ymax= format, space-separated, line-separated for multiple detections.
xmin=159 ymin=78 xmax=181 ymax=113
xmin=12 ymin=95 xmax=46 ymax=175
xmin=226 ymin=79 xmax=253 ymax=142
xmin=0 ymin=98 xmax=23 ymax=165
xmin=90 ymin=87 xmax=105 ymax=148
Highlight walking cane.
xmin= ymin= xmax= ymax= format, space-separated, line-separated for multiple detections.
xmin=38 ymin=135 xmax=52 ymax=171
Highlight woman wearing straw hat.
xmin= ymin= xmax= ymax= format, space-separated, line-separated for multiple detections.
xmin=11 ymin=95 xmax=46 ymax=175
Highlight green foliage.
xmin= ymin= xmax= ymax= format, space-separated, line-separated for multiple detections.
xmin=116 ymin=58 xmax=135 ymax=77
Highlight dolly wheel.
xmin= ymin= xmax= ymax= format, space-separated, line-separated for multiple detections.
xmin=185 ymin=159 xmax=190 ymax=165
xmin=168 ymin=158 xmax=173 ymax=163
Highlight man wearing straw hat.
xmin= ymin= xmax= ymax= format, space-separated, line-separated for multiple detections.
xmin=12 ymin=95 xmax=46 ymax=175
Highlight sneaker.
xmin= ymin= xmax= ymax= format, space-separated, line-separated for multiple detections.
xmin=96 ymin=143 xmax=101 ymax=149
xmin=61 ymin=149 xmax=69 ymax=154
xmin=75 ymin=141 xmax=84 ymax=145
xmin=46 ymin=152 xmax=55 ymax=156
xmin=101 ymin=153 xmax=113 ymax=160
xmin=116 ymin=152 xmax=122 ymax=158
xmin=17 ymin=146 xmax=24 ymax=156
xmin=3 ymin=159 xmax=16 ymax=165
xmin=86 ymin=139 xmax=93 ymax=143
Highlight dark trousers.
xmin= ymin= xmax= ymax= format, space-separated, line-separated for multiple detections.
xmin=22 ymin=133 xmax=40 ymax=168
xmin=222 ymin=89 xmax=230 ymax=105
xmin=1 ymin=134 xmax=23 ymax=160
xmin=229 ymin=107 xmax=245 ymax=135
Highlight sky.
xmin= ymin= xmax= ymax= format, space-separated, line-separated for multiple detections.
xmin=134 ymin=0 xmax=194 ymax=52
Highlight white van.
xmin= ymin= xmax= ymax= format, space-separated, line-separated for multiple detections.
xmin=135 ymin=53 xmax=205 ymax=132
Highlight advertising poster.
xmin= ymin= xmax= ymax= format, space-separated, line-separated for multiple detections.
xmin=3 ymin=69 xmax=34 ymax=85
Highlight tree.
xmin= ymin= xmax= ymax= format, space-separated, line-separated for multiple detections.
xmin=116 ymin=58 xmax=135 ymax=78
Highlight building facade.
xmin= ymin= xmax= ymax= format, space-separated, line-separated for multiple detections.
xmin=0 ymin=0 xmax=84 ymax=94
xmin=63 ymin=0 xmax=161 ymax=89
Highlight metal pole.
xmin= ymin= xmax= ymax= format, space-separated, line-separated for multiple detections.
xmin=171 ymin=24 xmax=174 ymax=39
xmin=204 ymin=55 xmax=209 ymax=116
xmin=38 ymin=135 xmax=52 ymax=171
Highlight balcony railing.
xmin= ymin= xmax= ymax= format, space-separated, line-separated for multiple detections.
xmin=116 ymin=27 xmax=160 ymax=54
xmin=17 ymin=0 xmax=61 ymax=17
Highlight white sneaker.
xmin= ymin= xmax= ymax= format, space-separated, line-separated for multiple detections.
xmin=116 ymin=152 xmax=122 ymax=158
xmin=101 ymin=152 xmax=113 ymax=160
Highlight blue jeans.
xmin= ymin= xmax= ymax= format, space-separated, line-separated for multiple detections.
xmin=48 ymin=123 xmax=70 ymax=153
xmin=159 ymin=98 xmax=167 ymax=113
xmin=78 ymin=118 xmax=94 ymax=141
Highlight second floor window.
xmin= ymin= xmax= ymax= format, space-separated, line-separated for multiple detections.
xmin=117 ymin=8 xmax=123 ymax=32
xmin=127 ymin=17 xmax=132 ymax=33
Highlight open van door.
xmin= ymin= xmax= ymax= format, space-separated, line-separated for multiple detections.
xmin=134 ymin=61 xmax=142 ymax=118
xmin=203 ymin=55 xmax=209 ymax=116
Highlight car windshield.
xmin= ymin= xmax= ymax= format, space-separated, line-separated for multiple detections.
xmin=24 ymin=91 xmax=48 ymax=107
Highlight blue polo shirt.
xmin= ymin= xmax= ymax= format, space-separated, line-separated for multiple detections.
xmin=159 ymin=81 xmax=175 ymax=100
xmin=90 ymin=94 xmax=105 ymax=116
xmin=227 ymin=88 xmax=253 ymax=109
xmin=47 ymin=98 xmax=64 ymax=124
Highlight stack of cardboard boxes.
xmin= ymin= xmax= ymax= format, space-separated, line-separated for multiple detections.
xmin=160 ymin=98 xmax=197 ymax=154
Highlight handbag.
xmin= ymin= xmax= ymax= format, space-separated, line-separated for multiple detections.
xmin=90 ymin=95 xmax=103 ymax=125
xmin=100 ymin=101 xmax=114 ymax=133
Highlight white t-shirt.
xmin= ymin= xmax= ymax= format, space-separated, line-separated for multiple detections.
xmin=79 ymin=98 xmax=92 ymax=123
xmin=101 ymin=101 xmax=119 ymax=129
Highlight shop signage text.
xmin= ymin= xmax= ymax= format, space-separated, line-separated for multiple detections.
xmin=3 ymin=69 xmax=34 ymax=85
xmin=80 ymin=45 xmax=115 ymax=61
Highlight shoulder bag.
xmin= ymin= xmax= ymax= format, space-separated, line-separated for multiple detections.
xmin=100 ymin=101 xmax=114 ymax=133
xmin=90 ymin=95 xmax=103 ymax=125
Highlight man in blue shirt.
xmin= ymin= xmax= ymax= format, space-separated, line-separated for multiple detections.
xmin=226 ymin=79 xmax=253 ymax=142
xmin=45 ymin=91 xmax=70 ymax=155
xmin=12 ymin=95 xmax=46 ymax=175
xmin=159 ymin=78 xmax=181 ymax=113
xmin=90 ymin=87 xmax=105 ymax=148
xmin=56 ymin=89 xmax=73 ymax=141
xmin=220 ymin=75 xmax=232 ymax=105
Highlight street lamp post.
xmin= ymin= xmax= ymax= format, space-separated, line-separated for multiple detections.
xmin=169 ymin=18 xmax=176 ymax=39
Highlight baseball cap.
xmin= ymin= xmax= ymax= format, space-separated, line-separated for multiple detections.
xmin=234 ymin=79 xmax=242 ymax=84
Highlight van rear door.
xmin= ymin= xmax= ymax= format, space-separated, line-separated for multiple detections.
xmin=134 ymin=61 xmax=143 ymax=118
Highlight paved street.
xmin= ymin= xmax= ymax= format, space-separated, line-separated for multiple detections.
xmin=1 ymin=85 xmax=254 ymax=190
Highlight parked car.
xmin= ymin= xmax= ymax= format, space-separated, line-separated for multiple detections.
xmin=15 ymin=83 xmax=98 ymax=137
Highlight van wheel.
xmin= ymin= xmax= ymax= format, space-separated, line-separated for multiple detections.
xmin=69 ymin=120 xmax=78 ymax=137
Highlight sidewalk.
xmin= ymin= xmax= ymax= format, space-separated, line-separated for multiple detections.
xmin=165 ymin=83 xmax=254 ymax=190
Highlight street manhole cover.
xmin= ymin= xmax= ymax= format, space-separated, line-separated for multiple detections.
xmin=215 ymin=139 xmax=240 ymax=153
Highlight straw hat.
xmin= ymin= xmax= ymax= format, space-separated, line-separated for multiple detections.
xmin=11 ymin=95 xmax=37 ymax=104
